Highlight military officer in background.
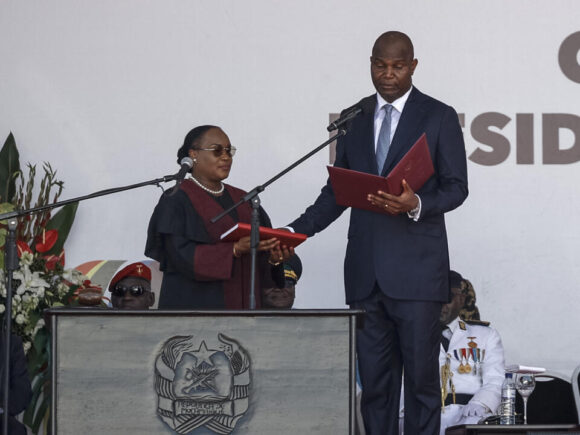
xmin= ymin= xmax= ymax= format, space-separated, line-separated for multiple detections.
xmin=438 ymin=271 xmax=505 ymax=433
xmin=398 ymin=271 xmax=505 ymax=434
xmin=262 ymin=254 xmax=302 ymax=309
xmin=109 ymin=262 xmax=155 ymax=310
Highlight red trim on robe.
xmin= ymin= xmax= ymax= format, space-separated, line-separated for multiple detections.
xmin=180 ymin=180 xmax=260 ymax=309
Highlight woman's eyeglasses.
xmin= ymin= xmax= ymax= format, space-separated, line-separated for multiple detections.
xmin=195 ymin=144 xmax=237 ymax=157
xmin=112 ymin=285 xmax=147 ymax=297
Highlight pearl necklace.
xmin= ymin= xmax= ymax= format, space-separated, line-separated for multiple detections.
xmin=189 ymin=176 xmax=225 ymax=195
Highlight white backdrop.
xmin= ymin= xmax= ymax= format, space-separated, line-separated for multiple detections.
xmin=1 ymin=1 xmax=579 ymax=376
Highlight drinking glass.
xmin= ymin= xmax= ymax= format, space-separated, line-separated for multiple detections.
xmin=515 ymin=374 xmax=536 ymax=424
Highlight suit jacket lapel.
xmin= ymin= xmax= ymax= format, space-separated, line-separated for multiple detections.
xmin=381 ymin=87 xmax=428 ymax=175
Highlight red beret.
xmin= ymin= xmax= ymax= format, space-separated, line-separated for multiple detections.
xmin=109 ymin=262 xmax=151 ymax=290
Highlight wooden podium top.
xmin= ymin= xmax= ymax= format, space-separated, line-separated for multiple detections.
xmin=45 ymin=307 xmax=364 ymax=317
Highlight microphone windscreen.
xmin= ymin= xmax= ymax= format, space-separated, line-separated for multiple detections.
xmin=180 ymin=157 xmax=193 ymax=168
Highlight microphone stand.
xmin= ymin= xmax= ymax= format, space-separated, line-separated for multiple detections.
xmin=0 ymin=171 xmax=180 ymax=433
xmin=1 ymin=218 xmax=17 ymax=435
xmin=211 ymin=128 xmax=348 ymax=310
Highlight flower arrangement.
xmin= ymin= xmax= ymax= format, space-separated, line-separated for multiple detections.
xmin=0 ymin=132 xmax=96 ymax=433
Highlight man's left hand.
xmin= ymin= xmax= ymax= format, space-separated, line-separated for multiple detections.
xmin=367 ymin=180 xmax=418 ymax=215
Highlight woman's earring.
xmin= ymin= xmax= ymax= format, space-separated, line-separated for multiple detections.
xmin=193 ymin=158 xmax=197 ymax=164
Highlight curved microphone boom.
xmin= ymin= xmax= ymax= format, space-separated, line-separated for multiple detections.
xmin=169 ymin=157 xmax=193 ymax=195
xmin=327 ymin=106 xmax=363 ymax=132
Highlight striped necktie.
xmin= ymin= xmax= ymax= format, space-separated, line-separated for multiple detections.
xmin=376 ymin=104 xmax=393 ymax=174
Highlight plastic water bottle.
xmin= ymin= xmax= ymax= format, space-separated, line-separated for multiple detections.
xmin=499 ymin=372 xmax=516 ymax=424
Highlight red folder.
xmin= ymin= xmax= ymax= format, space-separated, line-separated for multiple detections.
xmin=328 ymin=133 xmax=434 ymax=214
xmin=220 ymin=223 xmax=307 ymax=248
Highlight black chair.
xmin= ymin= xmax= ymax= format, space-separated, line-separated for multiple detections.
xmin=573 ymin=364 xmax=580 ymax=424
xmin=514 ymin=371 xmax=578 ymax=424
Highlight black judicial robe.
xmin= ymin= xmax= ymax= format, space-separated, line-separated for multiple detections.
xmin=145 ymin=179 xmax=283 ymax=309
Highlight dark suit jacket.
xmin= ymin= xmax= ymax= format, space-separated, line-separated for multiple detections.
xmin=290 ymin=87 xmax=468 ymax=304
xmin=0 ymin=335 xmax=33 ymax=435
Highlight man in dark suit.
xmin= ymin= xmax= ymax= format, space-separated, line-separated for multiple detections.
xmin=289 ymin=31 xmax=468 ymax=434
xmin=1 ymin=334 xmax=33 ymax=435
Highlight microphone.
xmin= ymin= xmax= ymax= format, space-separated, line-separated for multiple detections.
xmin=327 ymin=105 xmax=363 ymax=132
xmin=169 ymin=157 xmax=193 ymax=195
xmin=174 ymin=157 xmax=193 ymax=182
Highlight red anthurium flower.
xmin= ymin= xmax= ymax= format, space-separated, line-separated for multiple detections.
xmin=35 ymin=229 xmax=58 ymax=253
xmin=44 ymin=255 xmax=58 ymax=271
xmin=44 ymin=250 xmax=65 ymax=271
xmin=16 ymin=241 xmax=33 ymax=257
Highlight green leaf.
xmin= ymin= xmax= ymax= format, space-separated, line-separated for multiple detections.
xmin=33 ymin=326 xmax=48 ymax=352
xmin=44 ymin=201 xmax=78 ymax=256
xmin=28 ymin=311 xmax=41 ymax=327
xmin=28 ymin=372 xmax=47 ymax=404
xmin=0 ymin=201 xmax=14 ymax=215
xmin=31 ymin=391 xmax=50 ymax=433
xmin=27 ymin=329 xmax=49 ymax=376
xmin=0 ymin=132 xmax=21 ymax=203
xmin=23 ymin=371 xmax=48 ymax=426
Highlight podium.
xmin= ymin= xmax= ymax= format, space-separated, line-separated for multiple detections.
xmin=47 ymin=308 xmax=361 ymax=434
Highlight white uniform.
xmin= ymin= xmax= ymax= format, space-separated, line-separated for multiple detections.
xmin=439 ymin=317 xmax=505 ymax=434
xmin=398 ymin=317 xmax=505 ymax=435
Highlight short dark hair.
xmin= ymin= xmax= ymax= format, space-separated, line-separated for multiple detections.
xmin=372 ymin=31 xmax=414 ymax=59
xmin=449 ymin=270 xmax=466 ymax=294
xmin=176 ymin=125 xmax=219 ymax=165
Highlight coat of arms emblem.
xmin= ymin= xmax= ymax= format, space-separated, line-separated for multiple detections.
xmin=154 ymin=333 xmax=251 ymax=434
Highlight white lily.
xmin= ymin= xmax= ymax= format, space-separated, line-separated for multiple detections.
xmin=20 ymin=251 xmax=34 ymax=266
xmin=57 ymin=282 xmax=70 ymax=297
xmin=62 ymin=269 xmax=87 ymax=286
xmin=13 ymin=265 xmax=50 ymax=296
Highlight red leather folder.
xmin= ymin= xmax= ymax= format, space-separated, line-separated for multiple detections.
xmin=220 ymin=223 xmax=307 ymax=248
xmin=328 ymin=133 xmax=434 ymax=214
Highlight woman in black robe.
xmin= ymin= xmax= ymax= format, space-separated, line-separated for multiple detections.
xmin=145 ymin=125 xmax=290 ymax=309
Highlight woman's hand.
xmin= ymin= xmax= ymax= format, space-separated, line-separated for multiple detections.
xmin=268 ymin=244 xmax=294 ymax=266
xmin=234 ymin=236 xmax=280 ymax=256
xmin=233 ymin=236 xmax=294 ymax=265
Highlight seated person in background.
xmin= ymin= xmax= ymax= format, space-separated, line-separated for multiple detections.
xmin=0 ymin=334 xmax=32 ymax=435
xmin=262 ymin=254 xmax=302 ymax=309
xmin=398 ymin=271 xmax=505 ymax=434
xmin=438 ymin=271 xmax=505 ymax=433
xmin=110 ymin=262 xmax=155 ymax=310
